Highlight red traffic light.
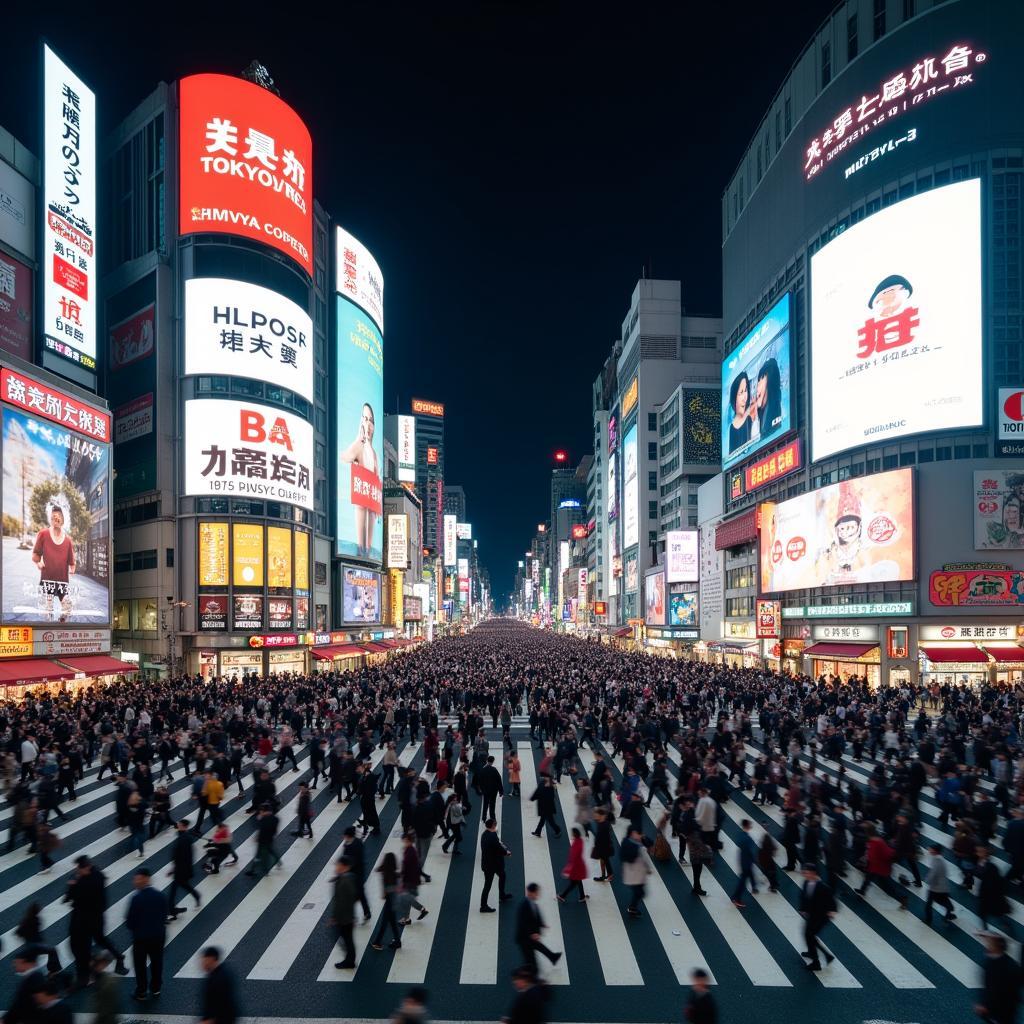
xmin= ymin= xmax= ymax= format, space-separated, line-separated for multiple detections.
xmin=554 ymin=450 xmax=568 ymax=463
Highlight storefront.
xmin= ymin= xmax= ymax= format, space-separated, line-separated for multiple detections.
xmin=918 ymin=645 xmax=989 ymax=688
xmin=57 ymin=655 xmax=139 ymax=695
xmin=219 ymin=650 xmax=264 ymax=679
xmin=705 ymin=640 xmax=761 ymax=667
xmin=986 ymin=646 xmax=1024 ymax=685
xmin=311 ymin=642 xmax=365 ymax=670
xmin=802 ymin=642 xmax=881 ymax=688
xmin=645 ymin=626 xmax=699 ymax=660
xmin=0 ymin=654 xmax=136 ymax=701
xmin=781 ymin=639 xmax=805 ymax=676
xmin=917 ymin=625 xmax=1023 ymax=689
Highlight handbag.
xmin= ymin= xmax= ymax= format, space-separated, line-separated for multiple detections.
xmin=652 ymin=833 xmax=672 ymax=863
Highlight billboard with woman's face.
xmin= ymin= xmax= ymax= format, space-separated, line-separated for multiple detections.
xmin=721 ymin=292 xmax=792 ymax=470
xmin=335 ymin=294 xmax=384 ymax=564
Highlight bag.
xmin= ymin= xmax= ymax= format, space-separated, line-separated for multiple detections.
xmin=652 ymin=833 xmax=672 ymax=863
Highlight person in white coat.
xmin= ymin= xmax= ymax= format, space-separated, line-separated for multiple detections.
xmin=620 ymin=824 xmax=653 ymax=918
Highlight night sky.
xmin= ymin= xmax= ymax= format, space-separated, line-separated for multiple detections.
xmin=5 ymin=2 xmax=836 ymax=603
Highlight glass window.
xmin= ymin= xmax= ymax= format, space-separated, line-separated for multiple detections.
xmin=114 ymin=553 xmax=132 ymax=574
xmin=132 ymin=549 xmax=158 ymax=571
xmin=873 ymin=0 xmax=886 ymax=40
xmin=847 ymin=14 xmax=858 ymax=59
xmin=648 ymin=471 xmax=657 ymax=491
xmin=133 ymin=598 xmax=159 ymax=632
xmin=647 ymin=412 xmax=657 ymax=431
xmin=113 ymin=600 xmax=131 ymax=630
xmin=647 ymin=442 xmax=657 ymax=460
xmin=821 ymin=42 xmax=831 ymax=88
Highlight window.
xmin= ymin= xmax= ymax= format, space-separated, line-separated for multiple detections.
xmin=648 ymin=412 xmax=657 ymax=431
xmin=775 ymin=110 xmax=782 ymax=154
xmin=873 ymin=0 xmax=886 ymax=40
xmin=821 ymin=41 xmax=831 ymax=88
xmin=648 ymin=501 xmax=658 ymax=520
xmin=166 ymin=548 xmax=174 ymax=568
xmin=132 ymin=549 xmax=158 ymax=571
xmin=847 ymin=14 xmax=858 ymax=59
xmin=315 ymin=561 xmax=328 ymax=586
xmin=648 ymin=471 xmax=658 ymax=492
xmin=954 ymin=444 xmax=971 ymax=459
xmin=784 ymin=97 xmax=792 ymax=136
xmin=648 ymin=531 xmax=658 ymax=547
xmin=135 ymin=598 xmax=159 ymax=631
xmin=903 ymin=0 xmax=914 ymax=18
xmin=114 ymin=553 xmax=132 ymax=574
xmin=646 ymin=442 xmax=656 ymax=461
xmin=113 ymin=600 xmax=130 ymax=630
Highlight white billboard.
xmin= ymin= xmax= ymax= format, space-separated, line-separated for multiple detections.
xmin=336 ymin=226 xmax=383 ymax=333
xmin=665 ymin=529 xmax=699 ymax=583
xmin=810 ymin=178 xmax=983 ymax=461
xmin=183 ymin=398 xmax=314 ymax=510
xmin=397 ymin=414 xmax=416 ymax=482
xmin=42 ymin=46 xmax=96 ymax=371
xmin=443 ymin=513 xmax=457 ymax=566
xmin=184 ymin=278 xmax=313 ymax=402
xmin=456 ymin=522 xmax=472 ymax=540
xmin=623 ymin=423 xmax=638 ymax=548
xmin=387 ymin=513 xmax=409 ymax=568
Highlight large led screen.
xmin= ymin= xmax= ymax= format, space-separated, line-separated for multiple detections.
xmin=342 ymin=566 xmax=381 ymax=623
xmin=644 ymin=571 xmax=665 ymax=624
xmin=336 ymin=226 xmax=383 ymax=333
xmin=810 ymin=179 xmax=982 ymax=461
xmin=759 ymin=468 xmax=914 ymax=594
xmin=722 ymin=293 xmax=792 ymax=470
xmin=665 ymin=530 xmax=699 ymax=583
xmin=335 ymin=295 xmax=384 ymax=563
xmin=622 ymin=423 xmax=638 ymax=548
xmin=669 ymin=591 xmax=698 ymax=627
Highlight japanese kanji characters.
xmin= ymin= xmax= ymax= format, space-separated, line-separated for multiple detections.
xmin=856 ymin=274 xmax=920 ymax=359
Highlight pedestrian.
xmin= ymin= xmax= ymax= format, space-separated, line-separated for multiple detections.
xmin=4 ymin=947 xmax=46 ymax=1024
xmin=694 ymin=787 xmax=717 ymax=857
xmin=124 ymin=867 xmax=168 ymax=1002
xmin=574 ymin=778 xmax=594 ymax=837
xmin=32 ymin=977 xmax=71 ymax=1024
xmin=34 ymin=822 xmax=59 ymax=875
xmin=399 ymin=832 xmax=430 ymax=925
xmin=125 ymin=792 xmax=147 ymax=859
xmin=441 ymin=793 xmax=465 ymax=855
xmin=203 ymin=823 xmax=239 ymax=874
xmin=684 ymin=968 xmax=717 ymax=1024
xmin=412 ymin=791 xmax=436 ymax=882
xmin=975 ymin=933 xmax=1020 ymax=1024
xmin=167 ymin=819 xmax=202 ymax=921
xmin=507 ymin=752 xmax=522 ymax=798
xmin=758 ymin=830 xmax=779 ymax=893
xmin=977 ymin=845 xmax=1010 ymax=931
xmin=556 ymin=828 xmax=589 ymax=903
xmin=502 ymin=965 xmax=549 ymax=1024
xmin=89 ymin=951 xmax=120 ymax=1024
xmin=591 ymin=806 xmax=615 ymax=883
xmin=390 ymin=986 xmax=429 ymax=1024
xmin=357 ymin=763 xmax=382 ymax=837
xmin=480 ymin=817 xmax=513 ymax=912
xmin=798 ymin=863 xmax=837 ymax=972
xmin=730 ymin=818 xmax=760 ymax=908
xmin=686 ymin=830 xmax=711 ymax=898
xmin=855 ymin=823 xmax=907 ymax=909
xmin=245 ymin=803 xmax=280 ymax=878
xmin=620 ymin=824 xmax=653 ymax=918
xmin=66 ymin=856 xmax=128 ymax=988
xmin=923 ymin=843 xmax=956 ymax=925
xmin=514 ymin=883 xmax=562 ymax=974
xmin=370 ymin=852 xmax=403 ymax=951
xmin=341 ymin=826 xmax=372 ymax=923
xmin=530 ymin=775 xmax=561 ymax=838
xmin=478 ymin=755 xmax=504 ymax=822
xmin=331 ymin=856 xmax=358 ymax=970
xmin=198 ymin=946 xmax=238 ymax=1024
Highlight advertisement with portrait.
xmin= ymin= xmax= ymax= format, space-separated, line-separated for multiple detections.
xmin=43 ymin=47 xmax=97 ymax=372
xmin=622 ymin=423 xmax=638 ymax=548
xmin=231 ymin=523 xmax=264 ymax=587
xmin=722 ymin=293 xmax=792 ymax=470
xmin=975 ymin=471 xmax=1024 ymax=550
xmin=198 ymin=595 xmax=227 ymax=631
xmin=184 ymin=278 xmax=313 ymax=401
xmin=644 ymin=571 xmax=666 ymax=625
xmin=0 ymin=253 xmax=32 ymax=362
xmin=335 ymin=295 xmax=384 ymax=562
xmin=1 ymin=389 xmax=110 ymax=626
xmin=608 ymin=412 xmax=618 ymax=454
xmin=232 ymin=594 xmax=263 ymax=631
xmin=669 ymin=592 xmax=698 ymax=627
xmin=759 ymin=468 xmax=915 ymax=594
xmin=342 ymin=566 xmax=381 ymax=623
xmin=178 ymin=74 xmax=313 ymax=275
xmin=267 ymin=526 xmax=293 ymax=589
xmin=295 ymin=597 xmax=309 ymax=630
xmin=625 ymin=550 xmax=639 ymax=594
xmin=184 ymin=399 xmax=314 ymax=510
xmin=397 ymin=414 xmax=416 ymax=482
xmin=665 ymin=530 xmax=699 ymax=583
xmin=336 ymin=227 xmax=384 ymax=332
xmin=810 ymin=179 xmax=983 ymax=461
xmin=456 ymin=522 xmax=472 ymax=541
xmin=387 ymin=514 xmax=409 ymax=569
xmin=756 ymin=599 xmax=782 ymax=639
xmin=198 ymin=522 xmax=229 ymax=587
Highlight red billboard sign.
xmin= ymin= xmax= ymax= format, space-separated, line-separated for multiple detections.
xmin=0 ymin=368 xmax=110 ymax=441
xmin=109 ymin=303 xmax=154 ymax=370
xmin=179 ymin=74 xmax=313 ymax=275
xmin=756 ymin=599 xmax=781 ymax=639
xmin=427 ymin=446 xmax=439 ymax=465
xmin=593 ymin=601 xmax=607 ymax=616
xmin=571 ymin=524 xmax=588 ymax=540
xmin=744 ymin=439 xmax=802 ymax=493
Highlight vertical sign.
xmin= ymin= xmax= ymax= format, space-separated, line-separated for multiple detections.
xmin=443 ymin=513 xmax=457 ymax=566
xmin=397 ymin=414 xmax=416 ymax=482
xmin=42 ymin=46 xmax=97 ymax=371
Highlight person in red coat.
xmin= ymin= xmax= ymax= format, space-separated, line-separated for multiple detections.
xmin=855 ymin=823 xmax=908 ymax=909
xmin=556 ymin=828 xmax=590 ymax=903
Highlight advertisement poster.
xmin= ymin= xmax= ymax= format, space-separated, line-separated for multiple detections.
xmin=336 ymin=226 xmax=384 ymax=332
xmin=268 ymin=597 xmax=292 ymax=629
xmin=342 ymin=567 xmax=381 ymax=623
xmin=109 ymin=304 xmax=155 ymax=370
xmin=0 ymin=158 xmax=33 ymax=258
xmin=404 ymin=595 xmax=423 ymax=621
xmin=930 ymin=570 xmax=1024 ymax=607
xmin=184 ymin=398 xmax=314 ymax=510
xmin=669 ymin=592 xmax=698 ymax=627
xmin=443 ymin=514 xmax=457 ymax=566
xmin=335 ymin=295 xmax=384 ymax=562
xmin=756 ymin=599 xmax=782 ymax=639
xmin=608 ymin=413 xmax=618 ymax=454
xmin=388 ymin=514 xmax=409 ymax=569
xmin=43 ymin=46 xmax=97 ymax=371
xmin=113 ymin=394 xmax=154 ymax=445
xmin=397 ymin=414 xmax=416 ymax=482
xmin=456 ymin=522 xmax=472 ymax=541
xmin=267 ymin=526 xmax=293 ymax=588
xmin=810 ymin=179 xmax=983 ymax=461
xmin=722 ymin=294 xmax=791 ymax=470
xmin=198 ymin=595 xmax=227 ymax=630
xmin=184 ymin=278 xmax=313 ymax=401
xmin=232 ymin=523 xmax=264 ymax=586
xmin=294 ymin=531 xmax=310 ymax=590
xmin=622 ymin=423 xmax=638 ymax=548
xmin=683 ymin=388 xmax=721 ymax=465
xmin=666 ymin=530 xmax=699 ymax=583
xmin=998 ymin=388 xmax=1024 ymax=458
xmin=178 ymin=74 xmax=313 ymax=275
xmin=0 ymin=253 xmax=32 ymax=361
xmin=760 ymin=468 xmax=914 ymax=594
xmin=644 ymin=571 xmax=666 ymax=624
xmin=975 ymin=471 xmax=1024 ymax=550
xmin=607 ymin=455 xmax=618 ymax=522
xmin=625 ymin=550 xmax=639 ymax=594
xmin=2 ymin=407 xmax=109 ymax=625
xmin=295 ymin=596 xmax=309 ymax=629
xmin=198 ymin=522 xmax=229 ymax=586
xmin=232 ymin=594 xmax=263 ymax=630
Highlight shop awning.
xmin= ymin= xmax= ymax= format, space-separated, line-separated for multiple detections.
xmin=613 ymin=628 xmax=632 ymax=638
xmin=375 ymin=639 xmax=402 ymax=649
xmin=0 ymin=659 xmax=76 ymax=685
xmin=311 ymin=644 xmax=365 ymax=660
xmin=919 ymin=644 xmax=988 ymax=664
xmin=803 ymin=642 xmax=879 ymax=659
xmin=707 ymin=640 xmax=759 ymax=652
xmin=56 ymin=655 xmax=137 ymax=675
xmin=983 ymin=646 xmax=1024 ymax=663
xmin=360 ymin=642 xmax=391 ymax=653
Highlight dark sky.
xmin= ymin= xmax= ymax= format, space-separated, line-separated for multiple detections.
xmin=6 ymin=1 xmax=836 ymax=603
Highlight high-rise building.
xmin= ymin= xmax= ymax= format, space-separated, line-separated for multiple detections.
xmin=412 ymin=398 xmax=444 ymax=556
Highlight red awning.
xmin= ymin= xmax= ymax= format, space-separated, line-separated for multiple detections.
xmin=984 ymin=646 xmax=1024 ymax=663
xmin=0 ymin=659 xmax=76 ymax=685
xmin=56 ymin=655 xmax=137 ymax=675
xmin=613 ymin=628 xmax=632 ymax=638
xmin=803 ymin=642 xmax=879 ymax=659
xmin=920 ymin=644 xmax=988 ymax=664
xmin=360 ymin=642 xmax=391 ymax=653
xmin=376 ymin=639 xmax=402 ymax=649
xmin=311 ymin=644 xmax=365 ymax=660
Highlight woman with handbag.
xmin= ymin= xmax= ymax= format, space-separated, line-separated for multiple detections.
xmin=556 ymin=828 xmax=589 ymax=903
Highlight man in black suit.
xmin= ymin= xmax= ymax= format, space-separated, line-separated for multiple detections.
xmin=798 ymin=863 xmax=837 ymax=972
xmin=503 ymin=965 xmax=549 ymax=1024
xmin=199 ymin=946 xmax=239 ymax=1024
xmin=3 ymin=947 xmax=46 ymax=1024
xmin=530 ymin=777 xmax=560 ymax=838
xmin=478 ymin=756 xmax=505 ymax=823
xmin=480 ymin=818 xmax=513 ymax=912
xmin=167 ymin=820 xmax=202 ymax=920
xmin=514 ymin=883 xmax=562 ymax=974
xmin=66 ymin=856 xmax=128 ymax=987
xmin=976 ymin=933 xmax=1020 ymax=1024
xmin=125 ymin=867 xmax=169 ymax=1001
xmin=341 ymin=827 xmax=371 ymax=923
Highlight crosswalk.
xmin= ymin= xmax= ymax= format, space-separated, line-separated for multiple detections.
xmin=0 ymin=728 xmax=1001 ymax=1016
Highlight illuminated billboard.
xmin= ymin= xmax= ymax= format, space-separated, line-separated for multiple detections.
xmin=622 ymin=424 xmax=638 ymax=548
xmin=669 ymin=592 xmax=698 ymax=627
xmin=608 ymin=413 xmax=618 ymax=454
xmin=665 ymin=530 xmax=698 ymax=583
xmin=722 ymin=293 xmax=792 ymax=470
xmin=397 ymin=414 xmax=416 ymax=482
xmin=443 ymin=514 xmax=457 ymax=565
xmin=336 ymin=226 xmax=383 ymax=332
xmin=335 ymin=295 xmax=384 ymax=562
xmin=644 ymin=571 xmax=665 ymax=625
xmin=607 ymin=453 xmax=618 ymax=522
xmin=184 ymin=278 xmax=313 ymax=401
xmin=184 ymin=399 xmax=313 ymax=510
xmin=232 ymin=523 xmax=264 ymax=586
xmin=342 ymin=566 xmax=381 ymax=623
xmin=267 ymin=526 xmax=292 ymax=588
xmin=974 ymin=471 xmax=1024 ymax=550
xmin=387 ymin=514 xmax=409 ymax=568
xmin=198 ymin=522 xmax=229 ymax=586
xmin=456 ymin=522 xmax=472 ymax=541
xmin=810 ymin=179 xmax=982 ymax=461
xmin=759 ymin=468 xmax=914 ymax=594
xmin=43 ymin=46 xmax=97 ymax=372
xmin=178 ymin=74 xmax=312 ymax=275
xmin=412 ymin=398 xmax=444 ymax=417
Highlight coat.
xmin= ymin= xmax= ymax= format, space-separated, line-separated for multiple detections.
xmin=514 ymin=897 xmax=544 ymax=946
xmin=978 ymin=859 xmax=1010 ymax=918
xmin=865 ymin=836 xmax=895 ymax=878
xmin=620 ymin=839 xmax=653 ymax=887
xmin=592 ymin=819 xmax=614 ymax=860
xmin=201 ymin=962 xmax=239 ymax=1024
xmin=798 ymin=879 xmax=836 ymax=929
xmin=480 ymin=829 xmax=509 ymax=873
xmin=332 ymin=872 xmax=357 ymax=926
xmin=172 ymin=830 xmax=195 ymax=880
xmin=562 ymin=835 xmax=588 ymax=882
xmin=531 ymin=783 xmax=557 ymax=818
xmin=507 ymin=757 xmax=521 ymax=784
